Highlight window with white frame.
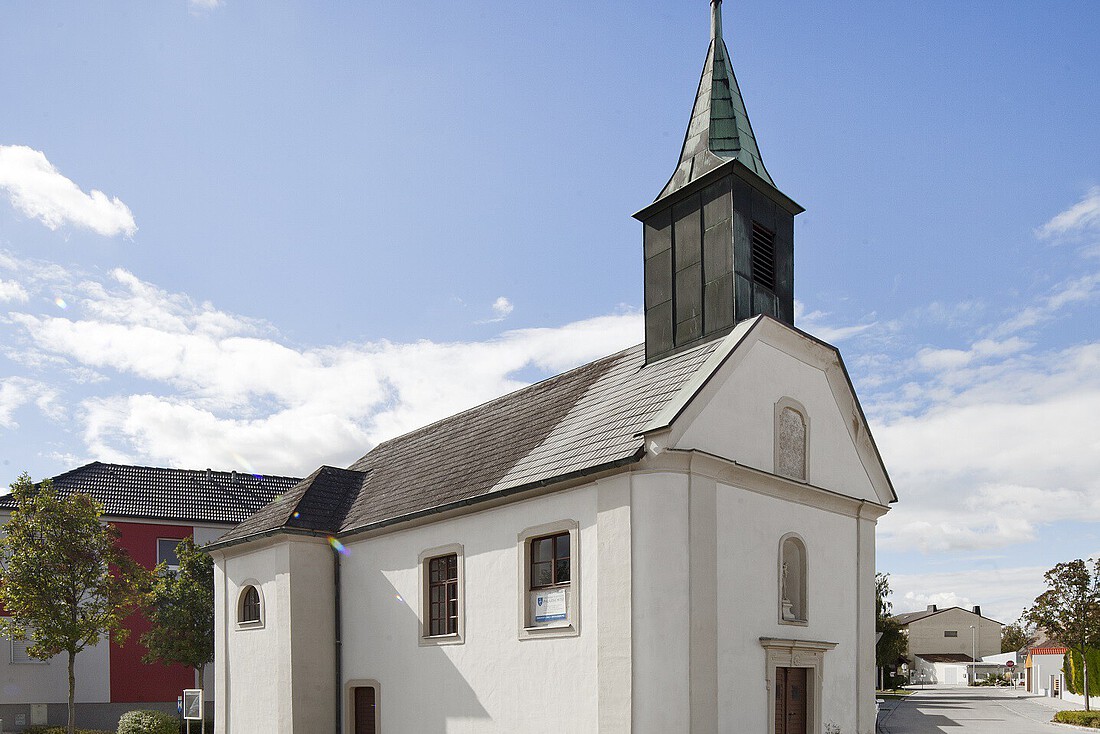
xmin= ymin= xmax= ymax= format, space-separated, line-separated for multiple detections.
xmin=237 ymin=585 xmax=264 ymax=628
xmin=778 ymin=534 xmax=808 ymax=624
xmin=8 ymin=620 xmax=46 ymax=665
xmin=517 ymin=520 xmax=580 ymax=640
xmin=418 ymin=544 xmax=464 ymax=645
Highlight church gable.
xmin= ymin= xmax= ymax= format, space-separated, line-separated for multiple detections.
xmin=649 ymin=317 xmax=894 ymax=506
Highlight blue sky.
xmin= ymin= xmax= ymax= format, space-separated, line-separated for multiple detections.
xmin=0 ymin=0 xmax=1097 ymax=626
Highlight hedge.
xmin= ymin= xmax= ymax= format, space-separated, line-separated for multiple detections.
xmin=1064 ymin=648 xmax=1100 ymax=697
xmin=23 ymin=728 xmax=114 ymax=734
xmin=1053 ymin=710 xmax=1100 ymax=728
xmin=117 ymin=709 xmax=178 ymax=734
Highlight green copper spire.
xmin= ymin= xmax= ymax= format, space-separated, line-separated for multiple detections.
xmin=658 ymin=0 xmax=774 ymax=199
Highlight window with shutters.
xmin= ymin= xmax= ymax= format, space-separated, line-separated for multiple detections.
xmin=8 ymin=620 xmax=47 ymax=664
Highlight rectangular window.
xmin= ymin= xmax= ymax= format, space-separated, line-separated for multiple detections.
xmin=530 ymin=532 xmax=570 ymax=589
xmin=9 ymin=620 xmax=46 ymax=665
xmin=157 ymin=538 xmax=181 ymax=570
xmin=427 ymin=554 xmax=458 ymax=637
xmin=517 ymin=521 xmax=580 ymax=640
xmin=944 ymin=630 xmax=958 ymax=638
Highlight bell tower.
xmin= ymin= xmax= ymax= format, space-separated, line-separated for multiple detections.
xmin=635 ymin=0 xmax=803 ymax=363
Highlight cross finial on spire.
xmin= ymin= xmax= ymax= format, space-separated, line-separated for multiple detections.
xmin=711 ymin=0 xmax=723 ymax=43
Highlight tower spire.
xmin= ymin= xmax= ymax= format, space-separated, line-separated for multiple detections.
xmin=658 ymin=0 xmax=773 ymax=199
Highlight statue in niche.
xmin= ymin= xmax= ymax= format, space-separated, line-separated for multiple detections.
xmin=781 ymin=558 xmax=796 ymax=621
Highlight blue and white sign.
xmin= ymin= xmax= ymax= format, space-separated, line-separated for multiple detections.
xmin=534 ymin=588 xmax=567 ymax=623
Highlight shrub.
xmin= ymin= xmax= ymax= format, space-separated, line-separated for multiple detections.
xmin=23 ymin=728 xmax=114 ymax=734
xmin=117 ymin=709 xmax=178 ymax=734
xmin=1053 ymin=710 xmax=1100 ymax=728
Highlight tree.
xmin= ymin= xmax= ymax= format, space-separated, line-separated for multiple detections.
xmin=1001 ymin=619 xmax=1037 ymax=653
xmin=0 ymin=473 xmax=150 ymax=734
xmin=141 ymin=536 xmax=214 ymax=733
xmin=876 ymin=572 xmax=908 ymax=689
xmin=1025 ymin=558 xmax=1100 ymax=711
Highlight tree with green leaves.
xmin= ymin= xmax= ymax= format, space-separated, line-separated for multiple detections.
xmin=876 ymin=572 xmax=908 ymax=689
xmin=1025 ymin=558 xmax=1100 ymax=711
xmin=0 ymin=473 xmax=150 ymax=734
xmin=141 ymin=535 xmax=214 ymax=733
xmin=1001 ymin=619 xmax=1037 ymax=654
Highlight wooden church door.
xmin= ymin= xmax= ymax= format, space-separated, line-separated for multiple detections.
xmin=774 ymin=667 xmax=808 ymax=734
xmin=353 ymin=686 xmax=377 ymax=734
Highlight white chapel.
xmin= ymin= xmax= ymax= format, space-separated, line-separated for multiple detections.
xmin=210 ymin=3 xmax=896 ymax=732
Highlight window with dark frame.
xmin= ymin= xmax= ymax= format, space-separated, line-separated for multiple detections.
xmin=530 ymin=532 xmax=570 ymax=589
xmin=157 ymin=538 xmax=181 ymax=569
xmin=944 ymin=630 xmax=958 ymax=638
xmin=240 ymin=586 xmax=261 ymax=624
xmin=427 ymin=554 xmax=459 ymax=636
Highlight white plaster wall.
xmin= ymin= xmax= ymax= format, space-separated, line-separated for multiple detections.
xmin=631 ymin=470 xmax=691 ymax=733
xmin=339 ymin=483 xmax=600 ymax=733
xmin=715 ymin=484 xmax=861 ymax=734
xmin=0 ymin=635 xmax=110 ymax=704
xmin=676 ymin=339 xmax=881 ymax=503
xmin=193 ymin=523 xmax=230 ymax=702
xmin=216 ymin=541 xmax=293 ymax=734
xmin=288 ymin=541 xmax=335 ymax=733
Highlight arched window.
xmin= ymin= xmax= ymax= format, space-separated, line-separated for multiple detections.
xmin=774 ymin=398 xmax=808 ymax=481
xmin=779 ymin=534 xmax=808 ymax=624
xmin=238 ymin=585 xmax=263 ymax=626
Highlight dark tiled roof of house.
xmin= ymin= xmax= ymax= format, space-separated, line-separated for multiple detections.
xmin=0 ymin=462 xmax=302 ymax=525
xmin=214 ymin=337 xmax=724 ymax=546
xmin=892 ymin=606 xmax=1004 ymax=626
xmin=917 ymin=653 xmax=976 ymax=664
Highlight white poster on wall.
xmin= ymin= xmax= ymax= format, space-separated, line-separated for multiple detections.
xmin=534 ymin=588 xmax=567 ymax=623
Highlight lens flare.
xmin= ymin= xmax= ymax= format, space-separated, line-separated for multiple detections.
xmin=328 ymin=537 xmax=349 ymax=556
xmin=54 ymin=297 xmax=67 ymax=309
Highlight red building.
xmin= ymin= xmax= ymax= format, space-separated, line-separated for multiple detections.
xmin=0 ymin=462 xmax=301 ymax=732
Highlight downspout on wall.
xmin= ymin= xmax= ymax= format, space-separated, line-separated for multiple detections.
xmin=334 ymin=545 xmax=343 ymax=734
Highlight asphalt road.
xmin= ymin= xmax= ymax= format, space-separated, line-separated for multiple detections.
xmin=877 ymin=686 xmax=1084 ymax=733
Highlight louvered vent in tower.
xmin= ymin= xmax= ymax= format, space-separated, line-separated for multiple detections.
xmin=751 ymin=221 xmax=776 ymax=290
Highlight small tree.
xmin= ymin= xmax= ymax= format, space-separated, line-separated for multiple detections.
xmin=142 ymin=536 xmax=214 ymax=733
xmin=876 ymin=572 xmax=908 ymax=689
xmin=1001 ymin=619 xmax=1037 ymax=653
xmin=0 ymin=473 xmax=150 ymax=734
xmin=1025 ymin=558 xmax=1100 ymax=711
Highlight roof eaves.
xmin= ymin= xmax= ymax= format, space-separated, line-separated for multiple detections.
xmin=338 ymin=448 xmax=646 ymax=541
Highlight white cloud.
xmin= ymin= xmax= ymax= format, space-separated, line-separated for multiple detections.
xmin=492 ymin=296 xmax=513 ymax=319
xmin=794 ymin=300 xmax=875 ymax=343
xmin=0 ymin=146 xmax=136 ymax=238
xmin=887 ymin=565 xmax=1049 ymax=626
xmin=0 ymin=377 xmax=54 ymax=429
xmin=5 ymin=266 xmax=643 ymax=475
xmin=0 ymin=279 xmax=28 ymax=303
xmin=1036 ymin=186 xmax=1100 ymax=240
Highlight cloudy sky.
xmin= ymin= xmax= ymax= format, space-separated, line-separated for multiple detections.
xmin=1 ymin=0 xmax=1097 ymax=626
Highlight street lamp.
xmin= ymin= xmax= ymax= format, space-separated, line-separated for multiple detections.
xmin=970 ymin=625 xmax=977 ymax=684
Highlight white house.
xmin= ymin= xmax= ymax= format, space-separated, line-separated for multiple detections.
xmin=209 ymin=3 xmax=896 ymax=733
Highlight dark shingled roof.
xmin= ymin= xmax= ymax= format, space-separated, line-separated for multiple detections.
xmin=213 ymin=338 xmax=724 ymax=546
xmin=917 ymin=653 xmax=977 ymax=664
xmin=0 ymin=462 xmax=302 ymax=525
xmin=892 ymin=606 xmax=1004 ymax=627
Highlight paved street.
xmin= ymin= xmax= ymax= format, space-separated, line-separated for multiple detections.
xmin=878 ymin=686 xmax=1085 ymax=733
